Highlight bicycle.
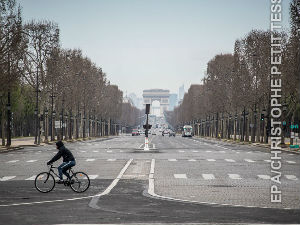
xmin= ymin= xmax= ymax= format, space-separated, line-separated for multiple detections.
xmin=34 ymin=164 xmax=90 ymax=193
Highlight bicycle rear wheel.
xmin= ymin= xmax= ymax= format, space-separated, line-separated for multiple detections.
xmin=35 ymin=172 xmax=55 ymax=193
xmin=70 ymin=172 xmax=90 ymax=193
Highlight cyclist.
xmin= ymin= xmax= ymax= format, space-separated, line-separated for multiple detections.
xmin=47 ymin=140 xmax=76 ymax=184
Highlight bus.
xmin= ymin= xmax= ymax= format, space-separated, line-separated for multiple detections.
xmin=182 ymin=125 xmax=193 ymax=137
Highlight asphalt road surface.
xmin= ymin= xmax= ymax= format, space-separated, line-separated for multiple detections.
xmin=0 ymin=134 xmax=299 ymax=225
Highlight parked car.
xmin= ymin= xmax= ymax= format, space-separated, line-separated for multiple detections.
xmin=169 ymin=130 xmax=176 ymax=137
xmin=132 ymin=129 xmax=139 ymax=136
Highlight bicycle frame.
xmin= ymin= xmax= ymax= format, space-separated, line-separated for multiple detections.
xmin=47 ymin=165 xmax=74 ymax=181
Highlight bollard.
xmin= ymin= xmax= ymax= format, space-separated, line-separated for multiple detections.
xmin=144 ymin=137 xmax=149 ymax=151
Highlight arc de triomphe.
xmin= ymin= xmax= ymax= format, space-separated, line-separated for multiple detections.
xmin=143 ymin=89 xmax=170 ymax=116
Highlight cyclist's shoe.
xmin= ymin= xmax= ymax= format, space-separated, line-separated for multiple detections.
xmin=70 ymin=179 xmax=75 ymax=184
xmin=56 ymin=179 xmax=64 ymax=184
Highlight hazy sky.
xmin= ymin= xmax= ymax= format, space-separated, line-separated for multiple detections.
xmin=18 ymin=0 xmax=291 ymax=97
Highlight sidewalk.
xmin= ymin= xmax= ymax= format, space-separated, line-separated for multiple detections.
xmin=196 ymin=136 xmax=300 ymax=154
xmin=0 ymin=136 xmax=113 ymax=153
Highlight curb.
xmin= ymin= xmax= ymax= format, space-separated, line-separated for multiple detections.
xmin=0 ymin=146 xmax=24 ymax=153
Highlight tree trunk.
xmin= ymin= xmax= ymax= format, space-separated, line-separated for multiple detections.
xmin=1 ymin=114 xmax=5 ymax=146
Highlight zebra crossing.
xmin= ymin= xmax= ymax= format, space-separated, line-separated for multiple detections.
xmin=1 ymin=172 xmax=298 ymax=182
xmin=2 ymin=158 xmax=298 ymax=164
xmin=0 ymin=174 xmax=101 ymax=181
xmin=172 ymin=173 xmax=299 ymax=181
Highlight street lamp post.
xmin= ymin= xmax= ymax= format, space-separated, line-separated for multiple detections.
xmin=61 ymin=98 xmax=64 ymax=140
xmin=34 ymin=109 xmax=38 ymax=144
xmin=70 ymin=113 xmax=73 ymax=140
xmin=64 ymin=113 xmax=68 ymax=140
xmin=234 ymin=113 xmax=238 ymax=140
xmin=44 ymin=108 xmax=48 ymax=143
xmin=52 ymin=111 xmax=56 ymax=141
xmin=252 ymin=109 xmax=257 ymax=143
xmin=6 ymin=101 xmax=11 ymax=147
xmin=261 ymin=108 xmax=266 ymax=143
xmin=59 ymin=113 xmax=62 ymax=140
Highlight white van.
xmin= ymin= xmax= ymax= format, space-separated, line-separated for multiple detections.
xmin=182 ymin=125 xmax=193 ymax=137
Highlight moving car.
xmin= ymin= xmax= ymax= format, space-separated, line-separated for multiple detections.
xmin=169 ymin=130 xmax=176 ymax=137
xmin=132 ymin=129 xmax=139 ymax=136
xmin=182 ymin=125 xmax=193 ymax=137
xmin=162 ymin=130 xmax=169 ymax=136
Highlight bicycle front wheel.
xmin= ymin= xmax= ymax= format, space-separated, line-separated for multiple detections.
xmin=70 ymin=172 xmax=90 ymax=193
xmin=35 ymin=172 xmax=55 ymax=193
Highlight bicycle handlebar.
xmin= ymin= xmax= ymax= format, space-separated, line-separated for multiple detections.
xmin=47 ymin=164 xmax=57 ymax=169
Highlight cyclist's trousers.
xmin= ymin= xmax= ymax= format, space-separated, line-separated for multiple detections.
xmin=58 ymin=161 xmax=76 ymax=180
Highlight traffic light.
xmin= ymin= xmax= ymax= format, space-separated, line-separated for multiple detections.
xmin=143 ymin=124 xmax=152 ymax=129
xmin=260 ymin=113 xmax=264 ymax=121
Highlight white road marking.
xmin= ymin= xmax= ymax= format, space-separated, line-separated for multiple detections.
xmin=7 ymin=160 xmax=19 ymax=163
xmin=107 ymin=159 xmax=116 ymax=161
xmin=228 ymin=174 xmax=242 ymax=180
xmin=88 ymin=175 xmax=98 ymax=179
xmin=86 ymin=159 xmax=95 ymax=162
xmin=0 ymin=176 xmax=16 ymax=181
xmin=236 ymin=152 xmax=240 ymax=154
xmin=206 ymin=159 xmax=216 ymax=162
xmin=244 ymin=159 xmax=255 ymax=163
xmin=120 ymin=150 xmax=123 ymax=152
xmin=178 ymin=150 xmax=185 ymax=153
xmin=147 ymin=158 xmax=295 ymax=210
xmin=174 ymin=174 xmax=187 ymax=179
xmin=168 ymin=159 xmax=177 ymax=161
xmin=219 ymin=151 xmax=226 ymax=153
xmin=89 ymin=158 xmax=133 ymax=209
xmin=247 ymin=151 xmax=252 ymax=154
xmin=26 ymin=160 xmax=37 ymax=163
xmin=202 ymin=174 xmax=215 ymax=180
xmin=80 ymin=151 xmax=86 ymax=153
xmin=188 ymin=159 xmax=197 ymax=162
xmin=93 ymin=150 xmax=99 ymax=153
xmin=106 ymin=150 xmax=112 ymax=153
xmin=25 ymin=176 xmax=36 ymax=180
xmin=264 ymin=160 xmax=271 ymax=163
xmin=225 ymin=159 xmax=235 ymax=162
xmin=286 ymin=161 xmax=296 ymax=164
xmin=192 ymin=150 xmax=199 ymax=153
xmin=0 ymin=159 xmax=134 ymax=208
xmin=285 ymin=175 xmax=298 ymax=180
xmin=258 ymin=175 xmax=270 ymax=179
xmin=205 ymin=150 xmax=212 ymax=153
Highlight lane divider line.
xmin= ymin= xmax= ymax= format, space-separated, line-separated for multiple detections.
xmin=0 ymin=159 xmax=133 ymax=207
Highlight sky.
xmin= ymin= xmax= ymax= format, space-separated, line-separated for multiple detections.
xmin=18 ymin=0 xmax=292 ymax=98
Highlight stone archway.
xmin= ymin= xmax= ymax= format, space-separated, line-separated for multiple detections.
xmin=142 ymin=89 xmax=170 ymax=117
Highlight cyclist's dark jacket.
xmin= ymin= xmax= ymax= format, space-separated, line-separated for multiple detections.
xmin=48 ymin=146 xmax=75 ymax=164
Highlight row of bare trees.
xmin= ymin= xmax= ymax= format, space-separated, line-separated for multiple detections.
xmin=0 ymin=0 xmax=141 ymax=146
xmin=168 ymin=0 xmax=300 ymax=144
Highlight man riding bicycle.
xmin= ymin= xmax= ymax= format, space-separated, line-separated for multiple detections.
xmin=47 ymin=141 xmax=76 ymax=184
